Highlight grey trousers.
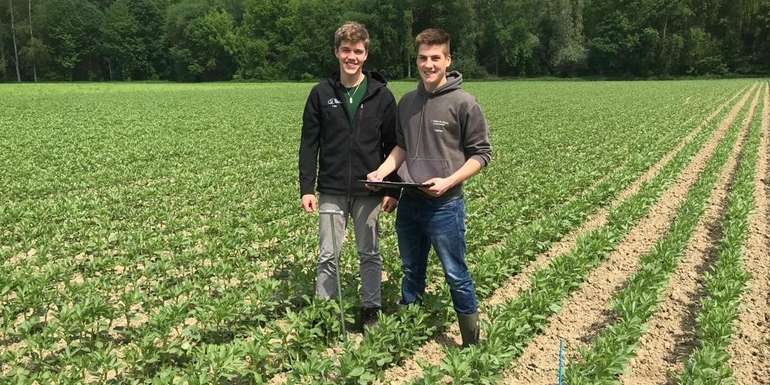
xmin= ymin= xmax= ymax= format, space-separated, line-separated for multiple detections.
xmin=316 ymin=194 xmax=382 ymax=308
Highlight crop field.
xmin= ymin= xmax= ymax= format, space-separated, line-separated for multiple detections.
xmin=1 ymin=79 xmax=769 ymax=385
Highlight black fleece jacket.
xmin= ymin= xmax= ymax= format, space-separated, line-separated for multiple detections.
xmin=299 ymin=71 xmax=399 ymax=198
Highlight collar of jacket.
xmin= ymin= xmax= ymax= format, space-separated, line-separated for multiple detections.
xmin=328 ymin=70 xmax=387 ymax=99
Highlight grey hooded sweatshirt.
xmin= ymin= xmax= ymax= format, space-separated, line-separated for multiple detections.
xmin=396 ymin=71 xmax=492 ymax=199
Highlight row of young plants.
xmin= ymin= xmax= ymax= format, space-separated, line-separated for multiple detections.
xmin=31 ymin=82 xmax=720 ymax=384
xmin=95 ymin=81 xmax=739 ymax=384
xmin=677 ymin=84 xmax=767 ymax=384
xmin=401 ymin=83 xmax=758 ymax=384
xmin=464 ymin=81 xmax=730 ymax=234
xmin=125 ymin=93 xmax=651 ymax=383
xmin=1 ymin=85 xmax=322 ymax=383
xmin=564 ymin=84 xmax=762 ymax=384
xmin=129 ymin=81 xmax=748 ymax=380
xmin=1 ymin=84 xmax=302 ymax=203
xmin=272 ymin=86 xmax=750 ymax=384
xmin=0 ymin=81 xmax=751 ymax=383
xmin=389 ymin=81 xmax=734 ymax=308
xmin=0 ymin=91 xmax=732 ymax=384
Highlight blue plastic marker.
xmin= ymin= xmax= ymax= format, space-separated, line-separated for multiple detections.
xmin=558 ymin=338 xmax=565 ymax=385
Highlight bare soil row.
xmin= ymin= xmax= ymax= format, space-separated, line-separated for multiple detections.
xmin=375 ymin=85 xmax=755 ymax=385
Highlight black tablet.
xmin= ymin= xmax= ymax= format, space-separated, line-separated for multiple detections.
xmin=359 ymin=180 xmax=434 ymax=188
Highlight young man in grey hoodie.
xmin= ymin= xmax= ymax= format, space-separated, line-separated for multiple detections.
xmin=367 ymin=28 xmax=492 ymax=346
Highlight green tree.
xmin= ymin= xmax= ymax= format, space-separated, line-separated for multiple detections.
xmin=19 ymin=36 xmax=47 ymax=79
xmin=130 ymin=0 xmax=164 ymax=79
xmin=751 ymin=1 xmax=770 ymax=72
xmin=285 ymin=0 xmax=348 ymax=79
xmin=39 ymin=0 xmax=103 ymax=80
xmin=478 ymin=0 xmax=540 ymax=76
xmin=682 ymin=27 xmax=727 ymax=75
xmin=26 ymin=0 xmax=36 ymax=81
xmin=101 ymin=0 xmax=141 ymax=80
xmin=100 ymin=0 xmax=166 ymax=80
xmin=166 ymin=1 xmax=237 ymax=81
xmin=239 ymin=0 xmax=295 ymax=79
xmin=536 ymin=0 xmax=586 ymax=75
xmin=8 ymin=0 xmax=21 ymax=81
xmin=347 ymin=0 xmax=412 ymax=79
xmin=411 ymin=0 xmax=484 ymax=76
xmin=0 ymin=16 xmax=6 ymax=79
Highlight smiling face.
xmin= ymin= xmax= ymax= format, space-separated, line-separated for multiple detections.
xmin=335 ymin=40 xmax=368 ymax=78
xmin=417 ymin=43 xmax=451 ymax=92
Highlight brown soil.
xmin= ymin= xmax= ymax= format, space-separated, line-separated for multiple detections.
xmin=727 ymin=83 xmax=770 ymax=385
xmin=499 ymin=84 xmax=757 ymax=385
xmin=487 ymin=84 xmax=746 ymax=310
xmin=267 ymin=372 xmax=288 ymax=385
xmin=618 ymin=84 xmax=760 ymax=385
xmin=374 ymin=86 xmax=752 ymax=385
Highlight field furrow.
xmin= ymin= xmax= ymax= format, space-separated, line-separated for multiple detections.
xmin=501 ymin=84 xmax=758 ymax=385
xmin=727 ymin=82 xmax=770 ymax=385
xmin=568 ymin=84 xmax=761 ymax=385
xmin=374 ymin=84 xmax=748 ymax=385
xmin=274 ymin=85 xmax=745 ymax=385
xmin=676 ymin=81 xmax=765 ymax=384
xmin=396 ymin=84 xmax=755 ymax=385
xmin=1 ymin=80 xmax=763 ymax=385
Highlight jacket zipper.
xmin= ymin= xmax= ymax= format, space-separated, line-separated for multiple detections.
xmin=416 ymin=94 xmax=427 ymax=157
xmin=347 ymin=84 xmax=377 ymax=197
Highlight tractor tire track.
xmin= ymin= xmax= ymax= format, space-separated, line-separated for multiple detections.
xmin=498 ymin=84 xmax=756 ymax=385
xmin=374 ymin=85 xmax=749 ymax=385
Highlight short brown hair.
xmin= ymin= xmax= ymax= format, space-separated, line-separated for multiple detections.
xmin=415 ymin=28 xmax=451 ymax=55
xmin=335 ymin=21 xmax=370 ymax=50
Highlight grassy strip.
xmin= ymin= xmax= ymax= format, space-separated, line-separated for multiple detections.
xmin=676 ymin=86 xmax=764 ymax=385
xmin=564 ymin=86 xmax=760 ymax=385
xmin=405 ymin=86 xmax=755 ymax=385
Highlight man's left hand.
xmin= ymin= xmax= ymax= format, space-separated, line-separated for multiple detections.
xmin=420 ymin=177 xmax=455 ymax=198
xmin=382 ymin=196 xmax=398 ymax=213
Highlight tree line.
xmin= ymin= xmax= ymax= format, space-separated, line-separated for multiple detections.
xmin=1 ymin=0 xmax=769 ymax=82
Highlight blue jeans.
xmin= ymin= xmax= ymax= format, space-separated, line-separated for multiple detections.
xmin=396 ymin=193 xmax=478 ymax=315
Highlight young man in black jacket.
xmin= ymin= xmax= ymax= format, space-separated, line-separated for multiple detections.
xmin=298 ymin=21 xmax=399 ymax=327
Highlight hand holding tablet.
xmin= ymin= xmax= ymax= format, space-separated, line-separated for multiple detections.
xmin=359 ymin=179 xmax=435 ymax=188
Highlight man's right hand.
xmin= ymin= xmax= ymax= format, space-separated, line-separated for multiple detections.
xmin=301 ymin=194 xmax=317 ymax=213
xmin=365 ymin=170 xmax=384 ymax=191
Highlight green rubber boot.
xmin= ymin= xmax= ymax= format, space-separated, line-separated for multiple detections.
xmin=457 ymin=312 xmax=480 ymax=347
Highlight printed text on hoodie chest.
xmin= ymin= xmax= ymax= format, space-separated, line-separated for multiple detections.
xmin=429 ymin=118 xmax=458 ymax=135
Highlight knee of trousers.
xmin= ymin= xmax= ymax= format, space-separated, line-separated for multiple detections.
xmin=317 ymin=250 xmax=337 ymax=264
xmin=357 ymin=251 xmax=381 ymax=264
xmin=402 ymin=261 xmax=425 ymax=273
xmin=402 ymin=268 xmax=427 ymax=285
xmin=444 ymin=273 xmax=474 ymax=291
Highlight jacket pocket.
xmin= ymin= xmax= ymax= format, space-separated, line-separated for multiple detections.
xmin=399 ymin=158 xmax=451 ymax=183
xmin=356 ymin=117 xmax=382 ymax=147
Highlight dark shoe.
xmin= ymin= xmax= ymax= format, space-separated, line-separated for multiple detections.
xmin=457 ymin=312 xmax=480 ymax=347
xmin=361 ymin=307 xmax=380 ymax=329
